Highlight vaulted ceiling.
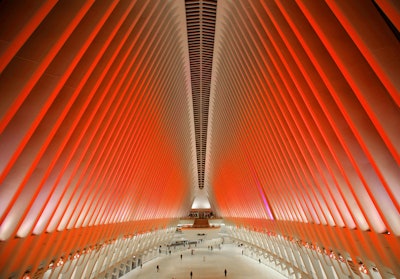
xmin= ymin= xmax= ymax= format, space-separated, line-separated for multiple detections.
xmin=0 ymin=0 xmax=399 ymax=278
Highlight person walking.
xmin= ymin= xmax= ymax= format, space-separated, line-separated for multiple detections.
xmin=180 ymin=254 xmax=183 ymax=260
xmin=190 ymin=271 xmax=193 ymax=278
xmin=156 ymin=265 xmax=159 ymax=272
xmin=224 ymin=269 xmax=227 ymax=277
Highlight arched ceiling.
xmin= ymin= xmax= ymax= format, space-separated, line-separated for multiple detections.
xmin=207 ymin=0 xmax=400 ymax=231
xmin=0 ymin=0 xmax=399 ymax=278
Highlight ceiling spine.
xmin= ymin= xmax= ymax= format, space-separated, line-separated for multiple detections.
xmin=185 ymin=0 xmax=217 ymax=189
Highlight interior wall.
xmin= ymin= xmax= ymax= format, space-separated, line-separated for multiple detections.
xmin=0 ymin=1 xmax=196 ymax=277
xmin=206 ymin=0 xmax=400 ymax=277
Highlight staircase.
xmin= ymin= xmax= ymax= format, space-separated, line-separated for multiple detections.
xmin=192 ymin=218 xmax=210 ymax=228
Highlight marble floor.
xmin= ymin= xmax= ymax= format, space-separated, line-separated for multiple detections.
xmin=120 ymin=244 xmax=287 ymax=279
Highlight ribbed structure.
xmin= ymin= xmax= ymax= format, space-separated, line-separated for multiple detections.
xmin=0 ymin=1 xmax=197 ymax=278
xmin=206 ymin=0 xmax=399 ymax=277
xmin=0 ymin=0 xmax=399 ymax=278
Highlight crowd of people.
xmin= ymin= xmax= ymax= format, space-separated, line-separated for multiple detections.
xmin=147 ymin=243 xmax=228 ymax=278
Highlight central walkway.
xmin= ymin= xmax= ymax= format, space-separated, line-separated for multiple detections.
xmin=120 ymin=244 xmax=287 ymax=279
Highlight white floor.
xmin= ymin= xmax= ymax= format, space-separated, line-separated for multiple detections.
xmin=120 ymin=244 xmax=287 ymax=279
